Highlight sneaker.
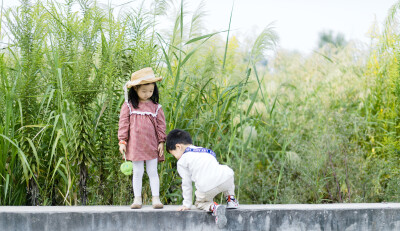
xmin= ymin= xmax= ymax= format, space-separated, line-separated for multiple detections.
xmin=130 ymin=196 xmax=142 ymax=209
xmin=152 ymin=196 xmax=164 ymax=209
xmin=211 ymin=202 xmax=227 ymax=229
xmin=226 ymin=195 xmax=239 ymax=209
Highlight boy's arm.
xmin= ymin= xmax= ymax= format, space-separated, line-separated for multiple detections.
xmin=177 ymin=164 xmax=193 ymax=209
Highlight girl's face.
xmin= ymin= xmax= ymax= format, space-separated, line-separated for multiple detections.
xmin=134 ymin=84 xmax=154 ymax=102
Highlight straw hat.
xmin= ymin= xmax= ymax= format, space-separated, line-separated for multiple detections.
xmin=126 ymin=67 xmax=162 ymax=88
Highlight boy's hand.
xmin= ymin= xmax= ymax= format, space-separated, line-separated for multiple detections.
xmin=158 ymin=142 xmax=164 ymax=157
xmin=119 ymin=144 xmax=126 ymax=155
xmin=177 ymin=206 xmax=190 ymax=211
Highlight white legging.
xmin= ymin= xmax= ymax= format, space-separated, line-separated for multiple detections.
xmin=132 ymin=158 xmax=159 ymax=197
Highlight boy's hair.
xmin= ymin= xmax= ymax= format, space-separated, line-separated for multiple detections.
xmin=166 ymin=129 xmax=193 ymax=152
xmin=128 ymin=83 xmax=159 ymax=109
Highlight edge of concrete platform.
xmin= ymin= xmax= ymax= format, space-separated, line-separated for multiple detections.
xmin=2 ymin=203 xmax=400 ymax=212
xmin=2 ymin=204 xmax=400 ymax=231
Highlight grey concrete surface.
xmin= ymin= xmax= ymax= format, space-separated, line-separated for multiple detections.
xmin=1 ymin=204 xmax=400 ymax=231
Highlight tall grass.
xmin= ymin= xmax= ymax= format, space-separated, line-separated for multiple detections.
xmin=1 ymin=0 xmax=399 ymax=205
xmin=360 ymin=0 xmax=400 ymax=201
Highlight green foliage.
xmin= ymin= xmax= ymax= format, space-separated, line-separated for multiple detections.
xmin=1 ymin=0 xmax=400 ymax=206
xmin=318 ymin=30 xmax=347 ymax=49
xmin=361 ymin=0 xmax=400 ymax=202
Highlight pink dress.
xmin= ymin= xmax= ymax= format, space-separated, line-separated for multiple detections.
xmin=118 ymin=101 xmax=166 ymax=161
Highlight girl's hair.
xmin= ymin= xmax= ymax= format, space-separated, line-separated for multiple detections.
xmin=128 ymin=83 xmax=159 ymax=109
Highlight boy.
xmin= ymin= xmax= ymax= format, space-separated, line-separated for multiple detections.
xmin=166 ymin=129 xmax=239 ymax=228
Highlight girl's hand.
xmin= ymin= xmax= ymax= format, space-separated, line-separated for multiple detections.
xmin=158 ymin=142 xmax=164 ymax=157
xmin=119 ymin=144 xmax=126 ymax=155
xmin=177 ymin=206 xmax=190 ymax=211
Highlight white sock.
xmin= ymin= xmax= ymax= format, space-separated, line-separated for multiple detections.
xmin=145 ymin=158 xmax=160 ymax=197
xmin=132 ymin=161 xmax=144 ymax=197
xmin=132 ymin=158 xmax=160 ymax=197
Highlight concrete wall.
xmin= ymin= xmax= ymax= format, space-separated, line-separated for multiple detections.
xmin=1 ymin=204 xmax=400 ymax=231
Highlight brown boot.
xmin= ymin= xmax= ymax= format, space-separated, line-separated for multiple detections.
xmin=130 ymin=196 xmax=142 ymax=209
xmin=152 ymin=196 xmax=163 ymax=209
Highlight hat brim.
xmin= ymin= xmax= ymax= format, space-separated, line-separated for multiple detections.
xmin=126 ymin=76 xmax=163 ymax=88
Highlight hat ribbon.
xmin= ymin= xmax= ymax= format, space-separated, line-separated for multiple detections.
xmin=123 ymin=83 xmax=133 ymax=114
xmin=126 ymin=74 xmax=156 ymax=86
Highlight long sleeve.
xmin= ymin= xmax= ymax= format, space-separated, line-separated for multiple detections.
xmin=156 ymin=106 xmax=166 ymax=143
xmin=177 ymin=163 xmax=193 ymax=208
xmin=178 ymin=147 xmax=234 ymax=192
xmin=118 ymin=102 xmax=130 ymax=142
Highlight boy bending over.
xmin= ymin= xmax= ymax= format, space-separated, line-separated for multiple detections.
xmin=166 ymin=129 xmax=239 ymax=228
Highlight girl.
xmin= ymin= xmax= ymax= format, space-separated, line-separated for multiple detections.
xmin=118 ymin=67 xmax=166 ymax=209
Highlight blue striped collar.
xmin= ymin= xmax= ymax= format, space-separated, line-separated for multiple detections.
xmin=183 ymin=146 xmax=217 ymax=159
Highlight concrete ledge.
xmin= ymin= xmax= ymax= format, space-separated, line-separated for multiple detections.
xmin=1 ymin=204 xmax=400 ymax=231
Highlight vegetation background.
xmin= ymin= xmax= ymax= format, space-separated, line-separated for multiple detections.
xmin=1 ymin=0 xmax=400 ymax=206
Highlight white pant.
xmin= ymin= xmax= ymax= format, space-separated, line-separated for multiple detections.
xmin=194 ymin=176 xmax=235 ymax=211
xmin=132 ymin=158 xmax=159 ymax=197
